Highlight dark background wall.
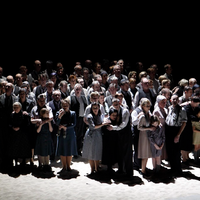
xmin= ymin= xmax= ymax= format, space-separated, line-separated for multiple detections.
xmin=0 ymin=3 xmax=199 ymax=85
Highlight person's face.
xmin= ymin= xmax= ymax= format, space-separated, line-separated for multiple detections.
xmin=93 ymin=84 xmax=100 ymax=91
xmin=95 ymin=64 xmax=101 ymax=73
xmin=61 ymin=84 xmax=67 ymax=92
xmin=46 ymin=84 xmax=54 ymax=93
xmin=113 ymin=66 xmax=121 ymax=77
xmin=142 ymin=103 xmax=151 ymax=113
xmin=130 ymin=81 xmax=136 ymax=89
xmin=152 ymin=121 xmax=159 ymax=127
xmin=171 ymin=96 xmax=179 ymax=107
xmin=164 ymin=92 xmax=171 ymax=100
xmin=92 ymin=105 xmax=99 ymax=115
xmin=69 ymin=78 xmax=76 ymax=86
xmin=19 ymin=68 xmax=27 ymax=75
xmin=109 ymin=87 xmax=117 ymax=95
xmin=197 ymin=112 xmax=200 ymax=119
xmin=40 ymin=76 xmax=47 ymax=86
xmin=57 ymin=68 xmax=64 ymax=76
xmin=185 ymin=89 xmax=193 ymax=98
xmin=37 ymin=98 xmax=46 ymax=107
xmin=121 ymin=82 xmax=129 ymax=91
xmin=90 ymin=95 xmax=99 ymax=103
xmin=102 ymin=73 xmax=108 ymax=81
xmin=62 ymin=102 xmax=70 ymax=112
xmin=83 ymin=70 xmax=89 ymax=79
xmin=158 ymin=99 xmax=167 ymax=109
xmin=110 ymin=112 xmax=118 ymax=121
xmin=78 ymin=79 xmax=84 ymax=87
xmin=166 ymin=66 xmax=172 ymax=74
xmin=13 ymin=105 xmax=21 ymax=113
xmin=50 ymin=75 xmax=57 ymax=83
xmin=112 ymin=101 xmax=120 ymax=110
xmin=43 ymin=111 xmax=49 ymax=119
xmin=75 ymin=87 xmax=82 ymax=97
xmin=99 ymin=95 xmax=104 ymax=104
xmin=34 ymin=62 xmax=41 ymax=72
xmin=164 ymin=82 xmax=171 ymax=89
xmin=141 ymin=78 xmax=150 ymax=90
xmin=5 ymin=83 xmax=13 ymax=95
xmin=118 ymin=61 xmax=124 ymax=71
xmin=53 ymin=92 xmax=61 ymax=102
xmin=19 ymin=91 xmax=26 ymax=100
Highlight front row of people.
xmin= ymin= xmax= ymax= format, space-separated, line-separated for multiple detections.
xmin=3 ymin=92 xmax=200 ymax=179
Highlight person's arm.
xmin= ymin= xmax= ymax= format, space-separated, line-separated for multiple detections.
xmin=110 ymin=109 xmax=130 ymax=131
xmin=174 ymin=122 xmax=186 ymax=143
xmin=48 ymin=121 xmax=53 ymax=132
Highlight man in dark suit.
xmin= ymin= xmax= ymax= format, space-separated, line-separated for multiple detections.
xmin=0 ymin=83 xmax=18 ymax=172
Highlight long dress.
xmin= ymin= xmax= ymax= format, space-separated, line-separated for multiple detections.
xmin=55 ymin=110 xmax=78 ymax=156
xmin=82 ymin=113 xmax=103 ymax=160
xmin=34 ymin=121 xmax=54 ymax=156
xmin=137 ymin=113 xmax=152 ymax=159
xmin=9 ymin=111 xmax=32 ymax=159
xmin=101 ymin=117 xmax=118 ymax=166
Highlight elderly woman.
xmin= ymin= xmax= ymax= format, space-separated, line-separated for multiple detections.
xmin=153 ymin=95 xmax=168 ymax=160
xmin=137 ymin=98 xmax=155 ymax=177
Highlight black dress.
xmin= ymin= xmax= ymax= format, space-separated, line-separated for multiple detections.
xmin=101 ymin=117 xmax=118 ymax=167
xmin=8 ymin=111 xmax=32 ymax=159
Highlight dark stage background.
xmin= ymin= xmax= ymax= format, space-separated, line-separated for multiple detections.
xmin=0 ymin=3 xmax=199 ymax=85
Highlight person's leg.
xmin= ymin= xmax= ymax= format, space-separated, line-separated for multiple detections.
xmin=152 ymin=158 xmax=156 ymax=170
xmin=89 ymin=160 xmax=95 ymax=173
xmin=66 ymin=156 xmax=72 ymax=171
xmin=94 ymin=160 xmax=100 ymax=172
xmin=44 ymin=156 xmax=50 ymax=165
xmin=141 ymin=158 xmax=148 ymax=174
xmin=38 ymin=155 xmax=44 ymax=166
xmin=60 ymin=155 xmax=67 ymax=170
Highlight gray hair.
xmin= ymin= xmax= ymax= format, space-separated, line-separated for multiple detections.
xmin=13 ymin=102 xmax=22 ymax=108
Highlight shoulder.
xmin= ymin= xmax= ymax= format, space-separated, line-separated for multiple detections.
xmin=87 ymin=113 xmax=93 ymax=119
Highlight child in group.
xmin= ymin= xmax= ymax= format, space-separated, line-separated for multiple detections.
xmin=192 ymin=110 xmax=200 ymax=164
xmin=34 ymin=108 xmax=54 ymax=172
xmin=148 ymin=115 xmax=165 ymax=174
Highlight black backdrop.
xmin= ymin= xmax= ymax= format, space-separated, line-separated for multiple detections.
xmin=0 ymin=3 xmax=199 ymax=84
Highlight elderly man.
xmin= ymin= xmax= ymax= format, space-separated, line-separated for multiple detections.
xmin=133 ymin=77 xmax=156 ymax=112
xmin=67 ymin=83 xmax=88 ymax=157
xmin=108 ymin=64 xmax=128 ymax=86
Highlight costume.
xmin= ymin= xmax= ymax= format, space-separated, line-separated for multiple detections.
xmin=34 ymin=121 xmax=54 ymax=156
xmin=82 ymin=113 xmax=103 ymax=160
xmin=148 ymin=124 xmax=165 ymax=157
xmin=9 ymin=111 xmax=32 ymax=159
xmin=56 ymin=111 xmax=78 ymax=156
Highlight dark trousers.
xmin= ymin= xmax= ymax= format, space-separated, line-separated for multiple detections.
xmin=117 ymin=124 xmax=133 ymax=176
xmin=75 ymin=117 xmax=86 ymax=154
xmin=165 ymin=125 xmax=182 ymax=175
xmin=132 ymin=126 xmax=141 ymax=170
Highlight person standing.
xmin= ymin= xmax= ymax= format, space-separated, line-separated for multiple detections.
xmin=82 ymin=102 xmax=110 ymax=174
xmin=165 ymin=94 xmax=187 ymax=177
xmin=0 ymin=83 xmax=18 ymax=172
xmin=55 ymin=98 xmax=78 ymax=174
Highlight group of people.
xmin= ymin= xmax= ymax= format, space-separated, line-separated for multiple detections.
xmin=0 ymin=59 xmax=200 ymax=180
